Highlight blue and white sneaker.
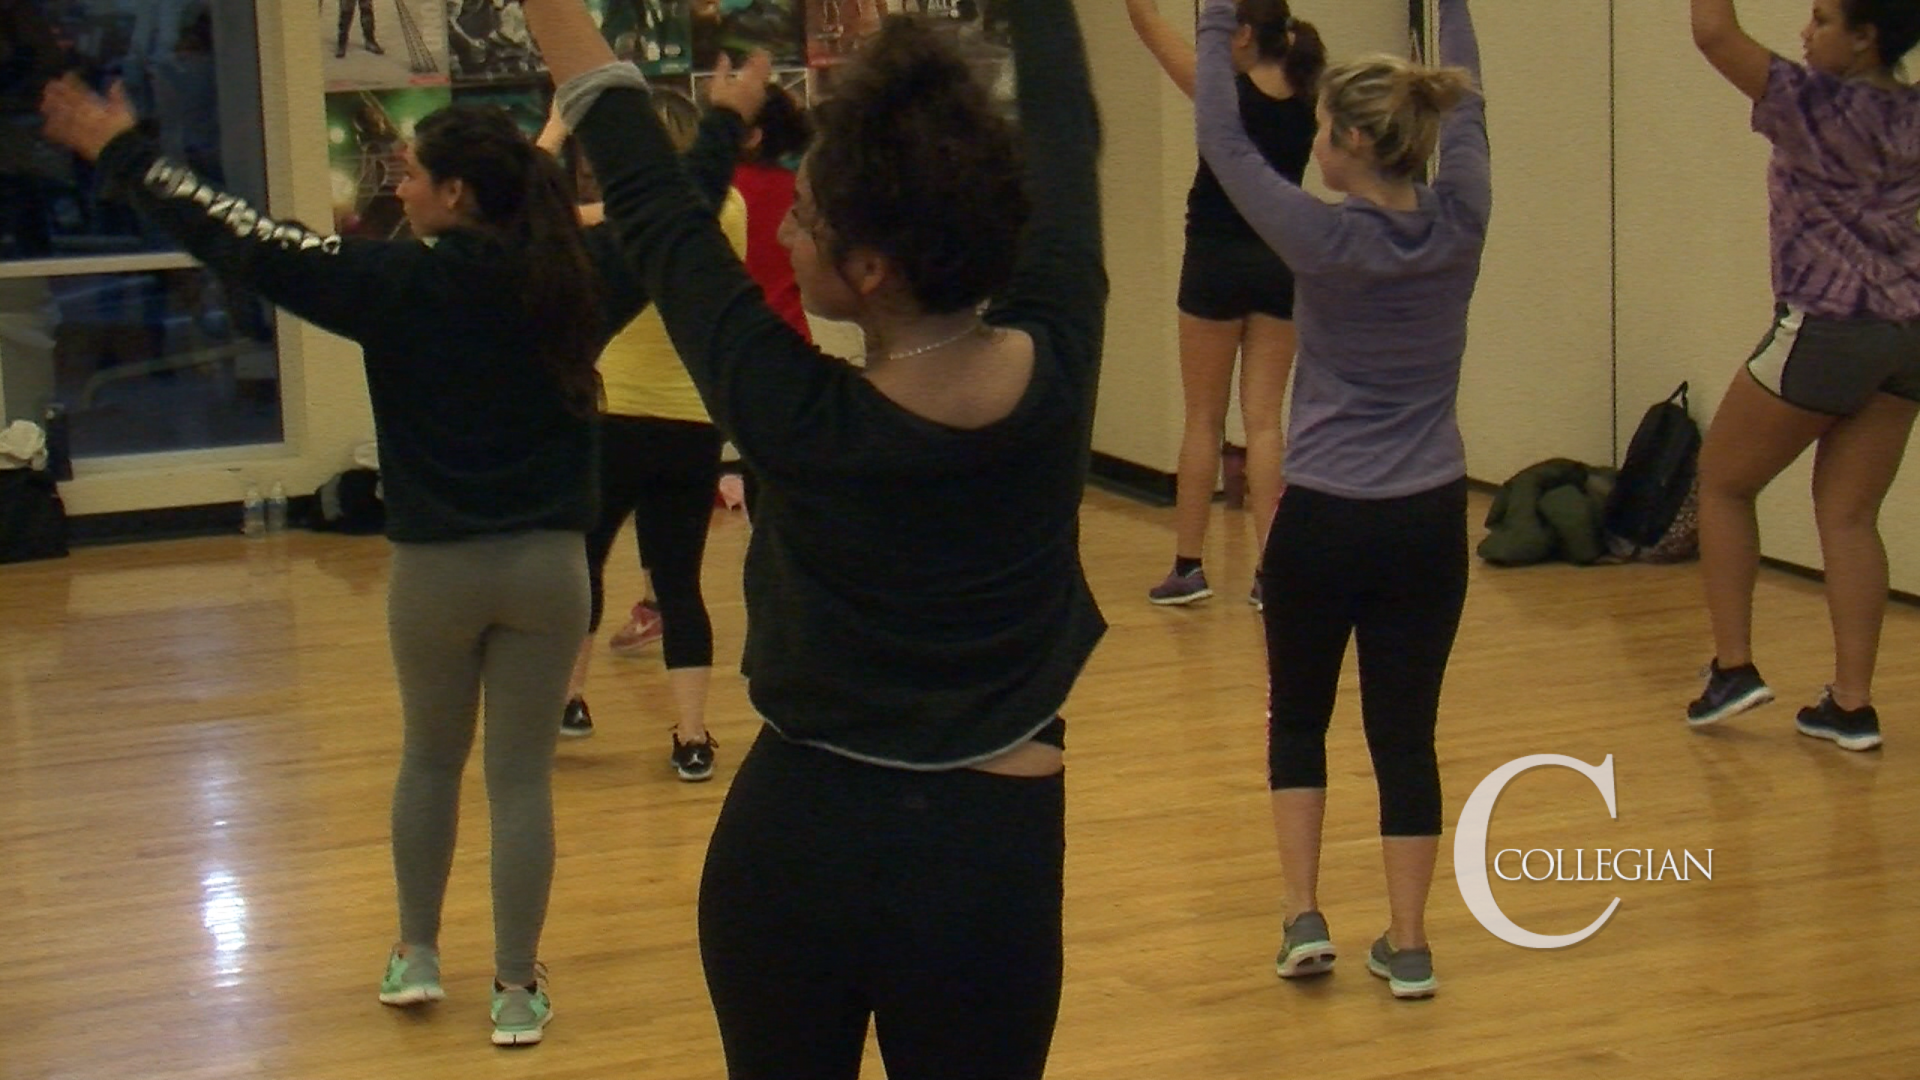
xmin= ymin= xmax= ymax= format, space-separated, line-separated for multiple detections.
xmin=1687 ymin=660 xmax=1773 ymax=727
xmin=1796 ymin=688 xmax=1882 ymax=751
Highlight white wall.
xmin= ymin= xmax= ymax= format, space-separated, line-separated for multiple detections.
xmin=1456 ymin=0 xmax=1616 ymax=480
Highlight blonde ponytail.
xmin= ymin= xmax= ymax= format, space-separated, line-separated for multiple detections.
xmin=1406 ymin=67 xmax=1475 ymax=114
xmin=1320 ymin=55 xmax=1477 ymax=179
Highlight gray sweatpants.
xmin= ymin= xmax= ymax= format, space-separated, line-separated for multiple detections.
xmin=386 ymin=530 xmax=588 ymax=985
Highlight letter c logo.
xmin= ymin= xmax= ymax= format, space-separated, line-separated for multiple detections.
xmin=1454 ymin=754 xmax=1622 ymax=949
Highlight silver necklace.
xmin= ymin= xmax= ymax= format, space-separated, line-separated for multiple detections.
xmin=881 ymin=321 xmax=987 ymax=361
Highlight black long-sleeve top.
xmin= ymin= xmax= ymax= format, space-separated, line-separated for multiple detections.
xmin=92 ymin=115 xmax=743 ymax=542
xmin=564 ymin=0 xmax=1108 ymax=767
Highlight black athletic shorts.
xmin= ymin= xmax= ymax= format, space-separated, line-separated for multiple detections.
xmin=1177 ymin=232 xmax=1296 ymax=322
xmin=1747 ymin=304 xmax=1920 ymax=415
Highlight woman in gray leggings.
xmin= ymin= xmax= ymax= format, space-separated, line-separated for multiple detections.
xmin=41 ymin=80 xmax=649 ymax=1045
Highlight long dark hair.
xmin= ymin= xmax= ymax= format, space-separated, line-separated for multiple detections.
xmin=412 ymin=105 xmax=600 ymax=415
xmin=807 ymin=18 xmax=1026 ymax=314
xmin=1844 ymin=0 xmax=1920 ymax=67
xmin=1238 ymin=0 xmax=1327 ymax=97
xmin=748 ymin=82 xmax=812 ymax=166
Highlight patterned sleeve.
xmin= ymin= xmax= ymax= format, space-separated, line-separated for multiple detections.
xmin=1750 ymin=55 xmax=1831 ymax=154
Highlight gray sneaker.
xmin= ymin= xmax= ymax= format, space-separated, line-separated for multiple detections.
xmin=1274 ymin=910 xmax=1336 ymax=978
xmin=1367 ymin=935 xmax=1437 ymax=999
xmin=378 ymin=945 xmax=445 ymax=1006
xmin=490 ymin=970 xmax=553 ymax=1046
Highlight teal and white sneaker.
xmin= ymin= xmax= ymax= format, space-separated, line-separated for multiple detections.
xmin=378 ymin=946 xmax=445 ymax=1006
xmin=491 ymin=971 xmax=553 ymax=1047
xmin=1367 ymin=935 xmax=1437 ymax=999
xmin=1274 ymin=910 xmax=1336 ymax=978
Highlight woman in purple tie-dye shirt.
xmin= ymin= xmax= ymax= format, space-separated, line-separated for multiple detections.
xmin=1687 ymin=0 xmax=1920 ymax=753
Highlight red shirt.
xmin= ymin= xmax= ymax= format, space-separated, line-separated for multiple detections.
xmin=731 ymin=161 xmax=811 ymax=342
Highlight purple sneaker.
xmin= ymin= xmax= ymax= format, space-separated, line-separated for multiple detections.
xmin=1148 ymin=566 xmax=1213 ymax=606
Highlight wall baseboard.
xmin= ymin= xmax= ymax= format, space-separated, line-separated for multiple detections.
xmin=1761 ymin=555 xmax=1920 ymax=608
xmin=52 ymin=471 xmax=1920 ymax=608
xmin=1089 ymin=459 xmax=1920 ymax=607
xmin=1089 ymin=452 xmax=1176 ymax=506
xmin=65 ymin=496 xmax=318 ymax=547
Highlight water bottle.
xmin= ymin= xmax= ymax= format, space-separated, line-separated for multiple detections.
xmin=266 ymin=480 xmax=289 ymax=533
xmin=242 ymin=485 xmax=266 ymax=537
xmin=42 ymin=401 xmax=72 ymax=481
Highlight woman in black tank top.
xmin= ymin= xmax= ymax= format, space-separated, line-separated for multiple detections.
xmin=1127 ymin=0 xmax=1325 ymax=611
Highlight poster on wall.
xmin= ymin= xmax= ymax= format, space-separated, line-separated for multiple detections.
xmin=806 ymin=3 xmax=1006 ymax=106
xmin=450 ymin=82 xmax=550 ymax=138
xmin=444 ymin=1 xmax=689 ymax=83
xmin=323 ymin=87 xmax=452 ymax=239
xmin=803 ymin=0 xmax=882 ymax=67
xmin=446 ymin=0 xmax=547 ymax=82
xmin=322 ymin=0 xmax=451 ymax=91
xmin=599 ymin=0 xmax=696 ymax=76
xmin=691 ymin=0 xmax=804 ymax=70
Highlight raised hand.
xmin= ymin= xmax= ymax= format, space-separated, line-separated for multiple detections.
xmin=537 ymin=97 xmax=570 ymax=155
xmin=39 ymin=75 xmax=137 ymax=162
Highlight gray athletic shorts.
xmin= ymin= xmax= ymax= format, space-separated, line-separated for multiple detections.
xmin=1746 ymin=304 xmax=1920 ymax=416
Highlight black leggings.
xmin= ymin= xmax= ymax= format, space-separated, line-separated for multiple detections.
xmin=1260 ymin=478 xmax=1468 ymax=837
xmin=584 ymin=415 xmax=722 ymax=669
xmin=699 ymin=728 xmax=1066 ymax=1080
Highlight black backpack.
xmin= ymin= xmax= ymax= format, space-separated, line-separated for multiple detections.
xmin=0 ymin=468 xmax=69 ymax=564
xmin=1604 ymin=383 xmax=1701 ymax=551
xmin=309 ymin=468 xmax=385 ymax=535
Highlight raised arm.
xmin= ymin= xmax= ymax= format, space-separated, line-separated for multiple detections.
xmin=522 ymin=1 xmax=830 ymax=465
xmin=1692 ymin=0 xmax=1773 ymax=101
xmin=1126 ymin=0 xmax=1197 ymax=99
xmin=542 ymin=99 xmax=743 ymax=218
xmin=683 ymin=107 xmax=750 ymax=209
xmin=989 ymin=0 xmax=1107 ymax=369
xmin=1194 ymin=0 xmax=1340 ymax=273
xmin=42 ymin=78 xmax=421 ymax=347
xmin=1432 ymin=0 xmax=1490 ymax=231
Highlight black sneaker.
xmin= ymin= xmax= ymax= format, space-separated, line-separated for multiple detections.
xmin=1687 ymin=660 xmax=1774 ymax=727
xmin=560 ymin=697 xmax=594 ymax=739
xmin=670 ymin=731 xmax=717 ymax=782
xmin=1796 ymin=689 xmax=1882 ymax=751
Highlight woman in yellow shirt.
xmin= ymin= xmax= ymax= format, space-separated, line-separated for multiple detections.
xmin=544 ymin=90 xmax=746 ymax=780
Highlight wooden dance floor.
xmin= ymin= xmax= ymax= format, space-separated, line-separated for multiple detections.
xmin=4 ymin=488 xmax=1913 ymax=1078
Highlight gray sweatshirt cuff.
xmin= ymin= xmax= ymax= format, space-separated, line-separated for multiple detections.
xmin=555 ymin=62 xmax=650 ymax=131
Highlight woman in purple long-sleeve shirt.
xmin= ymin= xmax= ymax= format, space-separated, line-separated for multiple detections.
xmin=1196 ymin=0 xmax=1487 ymax=999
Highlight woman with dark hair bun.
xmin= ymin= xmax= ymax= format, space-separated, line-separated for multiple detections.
xmin=597 ymin=81 xmax=812 ymax=657
xmin=521 ymin=0 xmax=1104 ymax=1072
xmin=1128 ymin=0 xmax=1325 ymax=611
xmin=40 ymin=82 xmax=651 ymax=1045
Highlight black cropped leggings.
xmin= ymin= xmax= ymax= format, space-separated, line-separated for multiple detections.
xmin=1260 ymin=478 xmax=1468 ymax=837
